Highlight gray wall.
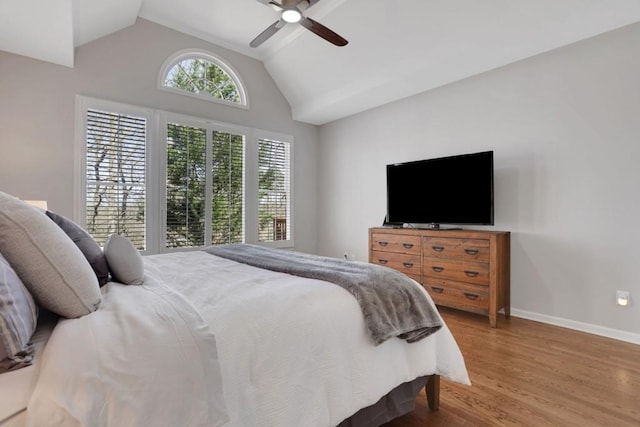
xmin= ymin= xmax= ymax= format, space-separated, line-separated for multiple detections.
xmin=318 ymin=23 xmax=640 ymax=338
xmin=0 ymin=18 xmax=319 ymax=254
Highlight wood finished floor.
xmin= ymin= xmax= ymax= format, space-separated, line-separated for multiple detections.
xmin=383 ymin=307 xmax=640 ymax=427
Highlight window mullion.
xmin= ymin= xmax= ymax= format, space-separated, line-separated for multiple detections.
xmin=244 ymin=133 xmax=258 ymax=244
xmin=145 ymin=110 xmax=163 ymax=255
xmin=205 ymin=128 xmax=213 ymax=246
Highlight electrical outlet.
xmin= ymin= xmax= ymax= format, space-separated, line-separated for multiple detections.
xmin=616 ymin=290 xmax=630 ymax=307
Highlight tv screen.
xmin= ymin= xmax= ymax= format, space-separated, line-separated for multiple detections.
xmin=386 ymin=150 xmax=494 ymax=227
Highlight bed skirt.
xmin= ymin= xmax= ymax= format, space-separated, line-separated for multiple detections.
xmin=337 ymin=376 xmax=429 ymax=427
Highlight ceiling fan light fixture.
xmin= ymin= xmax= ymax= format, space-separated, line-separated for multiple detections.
xmin=282 ymin=8 xmax=302 ymax=23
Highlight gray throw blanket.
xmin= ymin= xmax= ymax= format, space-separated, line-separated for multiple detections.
xmin=204 ymin=244 xmax=442 ymax=345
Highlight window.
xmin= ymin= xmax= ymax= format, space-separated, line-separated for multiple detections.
xmin=165 ymin=123 xmax=246 ymax=248
xmin=165 ymin=123 xmax=207 ymax=248
xmin=258 ymin=138 xmax=291 ymax=242
xmin=84 ymin=109 xmax=147 ymax=250
xmin=77 ymin=97 xmax=292 ymax=254
xmin=161 ymin=119 xmax=293 ymax=251
xmin=159 ymin=49 xmax=248 ymax=108
xmin=211 ymin=130 xmax=245 ymax=245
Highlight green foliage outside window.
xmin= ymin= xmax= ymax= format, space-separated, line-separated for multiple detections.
xmin=211 ymin=131 xmax=244 ymax=245
xmin=166 ymin=124 xmax=245 ymax=247
xmin=166 ymin=124 xmax=206 ymax=247
xmin=164 ymin=58 xmax=241 ymax=103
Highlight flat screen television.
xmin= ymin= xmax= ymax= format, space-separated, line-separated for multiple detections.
xmin=385 ymin=150 xmax=494 ymax=228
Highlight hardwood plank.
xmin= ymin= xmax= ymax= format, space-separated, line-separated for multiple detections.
xmin=383 ymin=308 xmax=640 ymax=426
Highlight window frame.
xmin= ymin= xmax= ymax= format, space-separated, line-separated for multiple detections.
xmin=158 ymin=49 xmax=249 ymax=110
xmin=159 ymin=113 xmax=294 ymax=251
xmin=255 ymin=131 xmax=293 ymax=247
xmin=75 ymin=96 xmax=294 ymax=254
xmin=75 ymin=96 xmax=161 ymax=255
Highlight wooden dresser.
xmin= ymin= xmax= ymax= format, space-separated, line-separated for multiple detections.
xmin=369 ymin=227 xmax=510 ymax=327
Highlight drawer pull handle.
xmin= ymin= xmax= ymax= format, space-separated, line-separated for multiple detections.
xmin=432 ymin=266 xmax=444 ymax=273
xmin=431 ymin=287 xmax=444 ymax=293
xmin=464 ymin=248 xmax=479 ymax=255
xmin=402 ymin=262 xmax=414 ymax=268
xmin=431 ymin=246 xmax=444 ymax=252
xmin=464 ymin=270 xmax=479 ymax=277
xmin=402 ymin=243 xmax=414 ymax=249
xmin=464 ymin=292 xmax=479 ymax=300
xmin=378 ymin=259 xmax=388 ymax=265
xmin=378 ymin=241 xmax=388 ymax=247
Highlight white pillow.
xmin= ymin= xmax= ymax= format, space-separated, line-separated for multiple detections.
xmin=0 ymin=191 xmax=101 ymax=318
xmin=104 ymin=234 xmax=144 ymax=285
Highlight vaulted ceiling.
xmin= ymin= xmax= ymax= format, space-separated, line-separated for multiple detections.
xmin=1 ymin=0 xmax=639 ymax=125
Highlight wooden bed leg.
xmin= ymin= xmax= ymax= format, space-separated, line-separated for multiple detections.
xmin=426 ymin=374 xmax=440 ymax=411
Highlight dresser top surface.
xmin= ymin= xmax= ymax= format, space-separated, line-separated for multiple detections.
xmin=369 ymin=227 xmax=510 ymax=238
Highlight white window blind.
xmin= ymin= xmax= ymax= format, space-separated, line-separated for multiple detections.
xmin=166 ymin=123 xmax=207 ymax=248
xmin=258 ymin=138 xmax=290 ymax=242
xmin=211 ymin=130 xmax=245 ymax=245
xmin=85 ymin=109 xmax=146 ymax=249
xmin=79 ymin=97 xmax=293 ymax=253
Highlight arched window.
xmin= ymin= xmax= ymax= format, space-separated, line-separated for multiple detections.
xmin=159 ymin=49 xmax=248 ymax=108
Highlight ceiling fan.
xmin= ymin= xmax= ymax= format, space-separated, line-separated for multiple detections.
xmin=250 ymin=0 xmax=348 ymax=48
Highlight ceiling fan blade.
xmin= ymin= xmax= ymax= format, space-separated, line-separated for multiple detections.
xmin=255 ymin=0 xmax=283 ymax=11
xmin=297 ymin=0 xmax=317 ymax=12
xmin=299 ymin=17 xmax=348 ymax=46
xmin=268 ymin=1 xmax=283 ymax=11
xmin=250 ymin=20 xmax=286 ymax=48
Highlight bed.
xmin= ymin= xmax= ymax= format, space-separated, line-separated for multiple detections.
xmin=0 ymin=191 xmax=470 ymax=427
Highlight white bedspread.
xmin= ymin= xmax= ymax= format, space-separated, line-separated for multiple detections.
xmin=24 ymin=250 xmax=469 ymax=427
xmin=25 ymin=276 xmax=228 ymax=427
xmin=144 ymin=251 xmax=470 ymax=427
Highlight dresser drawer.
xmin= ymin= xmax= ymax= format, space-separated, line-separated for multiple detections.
xmin=423 ymin=257 xmax=489 ymax=285
xmin=370 ymin=250 xmax=421 ymax=276
xmin=423 ymin=237 xmax=490 ymax=262
xmin=371 ymin=233 xmax=421 ymax=255
xmin=423 ymin=278 xmax=489 ymax=313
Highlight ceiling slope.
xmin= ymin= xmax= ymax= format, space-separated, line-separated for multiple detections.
xmin=264 ymin=0 xmax=640 ymax=124
xmin=73 ymin=0 xmax=143 ymax=47
xmin=0 ymin=0 xmax=74 ymax=67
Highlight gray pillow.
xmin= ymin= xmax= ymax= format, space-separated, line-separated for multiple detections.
xmin=46 ymin=210 xmax=110 ymax=286
xmin=0 ymin=191 xmax=101 ymax=318
xmin=0 ymin=252 xmax=38 ymax=373
xmin=103 ymin=234 xmax=144 ymax=285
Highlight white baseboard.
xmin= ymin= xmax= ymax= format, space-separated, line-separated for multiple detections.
xmin=510 ymin=309 xmax=640 ymax=345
